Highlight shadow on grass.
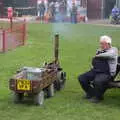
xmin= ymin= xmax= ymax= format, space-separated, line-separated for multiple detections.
xmin=68 ymin=88 xmax=120 ymax=109
xmin=101 ymin=91 xmax=120 ymax=108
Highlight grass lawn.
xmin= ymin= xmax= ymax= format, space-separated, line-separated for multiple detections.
xmin=0 ymin=23 xmax=120 ymax=120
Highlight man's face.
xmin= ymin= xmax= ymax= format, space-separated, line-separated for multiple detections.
xmin=100 ymin=41 xmax=110 ymax=50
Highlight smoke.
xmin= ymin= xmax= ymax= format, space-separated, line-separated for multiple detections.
xmin=52 ymin=13 xmax=69 ymax=35
xmin=52 ymin=23 xmax=70 ymax=36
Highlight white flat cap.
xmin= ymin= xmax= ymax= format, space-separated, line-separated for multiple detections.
xmin=100 ymin=35 xmax=112 ymax=44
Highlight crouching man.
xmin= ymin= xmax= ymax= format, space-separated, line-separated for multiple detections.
xmin=78 ymin=36 xmax=118 ymax=103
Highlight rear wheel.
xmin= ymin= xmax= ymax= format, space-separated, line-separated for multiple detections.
xmin=34 ymin=91 xmax=44 ymax=106
xmin=13 ymin=93 xmax=24 ymax=103
xmin=47 ymin=83 xmax=55 ymax=97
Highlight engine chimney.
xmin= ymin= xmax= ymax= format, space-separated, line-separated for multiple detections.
xmin=54 ymin=33 xmax=59 ymax=63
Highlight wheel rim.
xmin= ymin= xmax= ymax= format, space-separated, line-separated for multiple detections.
xmin=38 ymin=91 xmax=44 ymax=105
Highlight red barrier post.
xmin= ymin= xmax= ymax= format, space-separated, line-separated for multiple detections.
xmin=10 ymin=17 xmax=13 ymax=32
xmin=3 ymin=30 xmax=6 ymax=52
xmin=22 ymin=19 xmax=26 ymax=45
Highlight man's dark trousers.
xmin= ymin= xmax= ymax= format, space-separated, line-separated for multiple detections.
xmin=78 ymin=69 xmax=111 ymax=99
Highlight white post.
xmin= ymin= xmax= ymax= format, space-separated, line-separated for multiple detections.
xmin=116 ymin=0 xmax=120 ymax=7
xmin=117 ymin=0 xmax=120 ymax=8
xmin=101 ymin=0 xmax=104 ymax=19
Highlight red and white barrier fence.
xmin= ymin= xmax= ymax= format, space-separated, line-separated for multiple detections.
xmin=0 ymin=20 xmax=26 ymax=52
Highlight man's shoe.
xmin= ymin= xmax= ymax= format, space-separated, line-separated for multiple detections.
xmin=83 ymin=94 xmax=92 ymax=99
xmin=89 ymin=97 xmax=104 ymax=103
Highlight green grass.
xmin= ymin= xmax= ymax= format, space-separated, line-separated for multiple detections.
xmin=0 ymin=23 xmax=120 ymax=120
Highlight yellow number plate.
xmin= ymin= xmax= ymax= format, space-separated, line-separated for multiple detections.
xmin=17 ymin=79 xmax=31 ymax=91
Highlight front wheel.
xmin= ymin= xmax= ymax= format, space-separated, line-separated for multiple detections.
xmin=34 ymin=91 xmax=44 ymax=106
xmin=47 ymin=83 xmax=55 ymax=97
xmin=13 ymin=93 xmax=24 ymax=103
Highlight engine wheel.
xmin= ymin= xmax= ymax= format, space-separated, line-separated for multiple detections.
xmin=13 ymin=93 xmax=24 ymax=103
xmin=34 ymin=91 xmax=44 ymax=106
xmin=55 ymin=71 xmax=66 ymax=91
xmin=47 ymin=83 xmax=55 ymax=97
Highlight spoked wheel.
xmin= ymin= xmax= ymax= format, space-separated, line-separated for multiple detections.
xmin=13 ymin=93 xmax=24 ymax=103
xmin=47 ymin=83 xmax=55 ymax=98
xmin=34 ymin=91 xmax=44 ymax=106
